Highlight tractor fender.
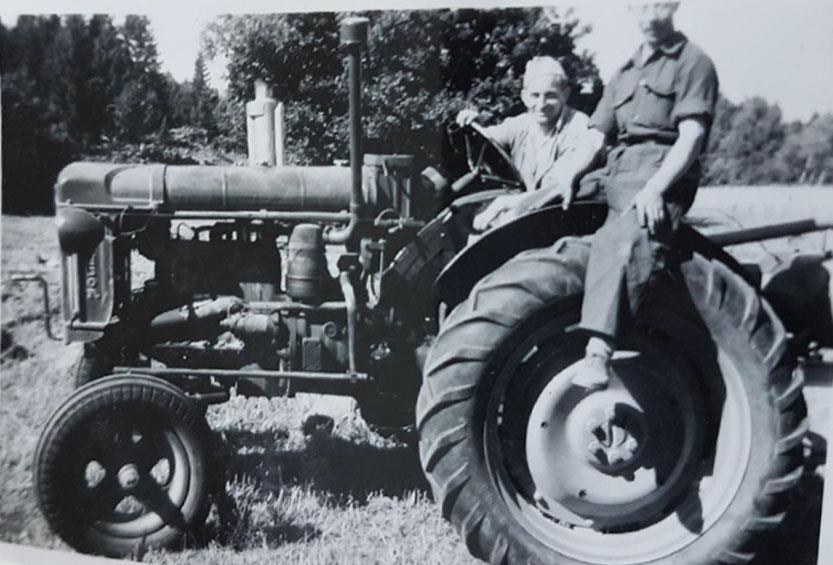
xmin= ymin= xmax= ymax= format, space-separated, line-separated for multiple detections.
xmin=380 ymin=189 xmax=513 ymax=322
xmin=434 ymin=203 xmax=763 ymax=311
xmin=435 ymin=202 xmax=606 ymax=308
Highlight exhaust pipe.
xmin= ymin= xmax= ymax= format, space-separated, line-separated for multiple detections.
xmin=326 ymin=16 xmax=369 ymax=244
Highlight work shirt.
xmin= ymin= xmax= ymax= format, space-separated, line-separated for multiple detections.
xmin=484 ymin=107 xmax=592 ymax=191
xmin=589 ymin=32 xmax=719 ymax=147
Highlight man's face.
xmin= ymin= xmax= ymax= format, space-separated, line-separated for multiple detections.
xmin=521 ymin=73 xmax=569 ymax=128
xmin=629 ymin=2 xmax=678 ymax=46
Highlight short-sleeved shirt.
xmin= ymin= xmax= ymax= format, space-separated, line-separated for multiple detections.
xmin=484 ymin=107 xmax=592 ymax=191
xmin=589 ymin=32 xmax=719 ymax=148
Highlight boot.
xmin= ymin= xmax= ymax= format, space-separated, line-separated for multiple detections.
xmin=572 ymin=336 xmax=613 ymax=390
xmin=572 ymin=352 xmax=611 ymax=390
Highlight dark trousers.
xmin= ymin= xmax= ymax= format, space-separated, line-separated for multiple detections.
xmin=578 ymin=143 xmax=699 ymax=338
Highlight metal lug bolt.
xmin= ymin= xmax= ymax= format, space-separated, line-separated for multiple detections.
xmin=533 ymin=490 xmax=549 ymax=509
xmin=117 ymin=464 xmax=141 ymax=490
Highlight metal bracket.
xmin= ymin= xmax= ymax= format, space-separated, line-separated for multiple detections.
xmin=5 ymin=272 xmax=61 ymax=341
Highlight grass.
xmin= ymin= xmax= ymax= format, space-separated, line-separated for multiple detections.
xmin=0 ymin=215 xmax=474 ymax=564
xmin=689 ymin=185 xmax=833 ymax=263
xmin=1 ymin=186 xmax=831 ymax=564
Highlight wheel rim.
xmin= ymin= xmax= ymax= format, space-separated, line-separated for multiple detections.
xmin=483 ymin=310 xmax=752 ymax=564
xmin=66 ymin=408 xmax=193 ymax=541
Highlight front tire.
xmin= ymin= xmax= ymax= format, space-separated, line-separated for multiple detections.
xmin=417 ymin=240 xmax=806 ymax=564
xmin=35 ymin=374 xmax=215 ymax=558
xmin=72 ymin=342 xmax=116 ymax=388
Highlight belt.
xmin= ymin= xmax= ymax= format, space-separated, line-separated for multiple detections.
xmin=617 ymin=136 xmax=676 ymax=147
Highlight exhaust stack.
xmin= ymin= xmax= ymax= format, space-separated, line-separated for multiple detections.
xmin=340 ymin=16 xmax=369 ymax=216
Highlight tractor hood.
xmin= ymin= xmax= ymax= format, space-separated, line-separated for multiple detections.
xmin=55 ymin=162 xmax=355 ymax=213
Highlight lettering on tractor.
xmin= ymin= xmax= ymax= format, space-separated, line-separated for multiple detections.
xmin=29 ymin=15 xmax=832 ymax=565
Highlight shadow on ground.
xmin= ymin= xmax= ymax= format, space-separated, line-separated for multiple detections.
xmin=197 ymin=426 xmax=428 ymax=551
xmin=221 ymin=429 xmax=429 ymax=506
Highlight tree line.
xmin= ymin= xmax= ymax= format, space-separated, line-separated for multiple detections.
xmin=0 ymin=15 xmax=226 ymax=213
xmin=2 ymin=11 xmax=832 ymax=215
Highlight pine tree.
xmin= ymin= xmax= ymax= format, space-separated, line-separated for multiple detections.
xmin=189 ymin=50 xmax=218 ymax=132
xmin=193 ymin=51 xmax=209 ymax=93
xmin=121 ymin=15 xmax=160 ymax=76
xmin=115 ymin=15 xmax=165 ymax=139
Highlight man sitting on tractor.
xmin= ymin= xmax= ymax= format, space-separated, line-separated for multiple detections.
xmin=572 ymin=0 xmax=719 ymax=389
xmin=455 ymin=56 xmax=601 ymax=232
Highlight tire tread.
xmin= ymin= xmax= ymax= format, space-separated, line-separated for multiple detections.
xmin=419 ymin=243 xmax=806 ymax=565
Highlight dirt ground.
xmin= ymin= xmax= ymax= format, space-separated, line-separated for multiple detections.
xmin=1 ymin=185 xmax=831 ymax=564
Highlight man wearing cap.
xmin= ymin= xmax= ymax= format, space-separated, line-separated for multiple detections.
xmin=572 ymin=0 xmax=719 ymax=388
xmin=456 ymin=56 xmax=600 ymax=231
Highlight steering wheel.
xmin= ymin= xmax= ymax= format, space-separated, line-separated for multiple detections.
xmin=446 ymin=122 xmax=524 ymax=192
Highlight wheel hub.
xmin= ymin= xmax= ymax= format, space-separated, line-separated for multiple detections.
xmin=117 ymin=464 xmax=141 ymax=490
xmin=584 ymin=404 xmax=645 ymax=471
xmin=524 ymin=349 xmax=703 ymax=530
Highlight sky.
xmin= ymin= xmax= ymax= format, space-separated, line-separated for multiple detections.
xmin=2 ymin=0 xmax=832 ymax=122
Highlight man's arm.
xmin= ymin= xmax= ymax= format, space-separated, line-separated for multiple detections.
xmin=455 ymin=109 xmax=515 ymax=150
xmin=631 ymin=117 xmax=707 ymax=233
xmin=517 ymin=127 xmax=606 ymax=211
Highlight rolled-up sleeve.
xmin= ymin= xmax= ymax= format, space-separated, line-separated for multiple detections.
xmin=482 ymin=116 xmax=522 ymax=151
xmin=588 ymin=74 xmax=618 ymax=138
xmin=671 ymin=53 xmax=719 ymax=126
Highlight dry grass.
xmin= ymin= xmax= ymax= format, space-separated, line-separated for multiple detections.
xmin=0 ymin=216 xmax=474 ymax=564
xmin=1 ymin=186 xmax=831 ymax=564
xmin=689 ymin=185 xmax=833 ymax=264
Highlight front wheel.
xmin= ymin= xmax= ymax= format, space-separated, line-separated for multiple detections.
xmin=417 ymin=241 xmax=806 ymax=564
xmin=35 ymin=374 xmax=215 ymax=558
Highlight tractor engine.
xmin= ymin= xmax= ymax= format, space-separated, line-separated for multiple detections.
xmin=54 ymin=152 xmax=423 ymax=399
xmin=136 ymin=220 xmax=350 ymax=378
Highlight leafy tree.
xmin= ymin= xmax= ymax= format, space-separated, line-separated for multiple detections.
xmin=702 ymin=97 xmax=786 ymax=185
xmin=1 ymin=16 xmax=79 ymax=213
xmin=214 ymin=94 xmax=248 ymax=153
xmin=166 ymin=74 xmax=195 ymax=127
xmin=772 ymin=114 xmax=833 ymax=184
xmin=2 ymin=14 xmax=176 ymax=212
xmin=203 ymin=8 xmax=601 ymax=166
xmin=701 ymin=95 xmax=739 ymax=185
xmin=113 ymin=77 xmax=165 ymax=142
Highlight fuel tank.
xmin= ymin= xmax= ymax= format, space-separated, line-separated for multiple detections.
xmin=55 ymin=162 xmax=354 ymax=212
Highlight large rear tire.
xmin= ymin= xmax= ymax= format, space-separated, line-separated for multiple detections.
xmin=417 ymin=240 xmax=806 ymax=564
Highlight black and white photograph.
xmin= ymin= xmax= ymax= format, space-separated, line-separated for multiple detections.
xmin=1 ymin=1 xmax=832 ymax=564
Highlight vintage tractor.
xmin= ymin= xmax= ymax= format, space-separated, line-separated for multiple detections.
xmin=32 ymin=16 xmax=830 ymax=565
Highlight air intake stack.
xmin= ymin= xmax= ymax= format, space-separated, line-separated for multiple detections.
xmin=340 ymin=16 xmax=370 ymax=218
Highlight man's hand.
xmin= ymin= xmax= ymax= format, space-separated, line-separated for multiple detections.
xmin=630 ymin=184 xmax=666 ymax=235
xmin=472 ymin=193 xmax=525 ymax=232
xmin=629 ymin=118 xmax=706 ymax=235
xmin=554 ymin=179 xmax=576 ymax=210
xmin=455 ymin=108 xmax=480 ymax=128
xmin=522 ymin=176 xmax=577 ymax=212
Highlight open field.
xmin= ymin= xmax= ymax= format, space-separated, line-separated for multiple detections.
xmin=1 ymin=185 xmax=831 ymax=564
